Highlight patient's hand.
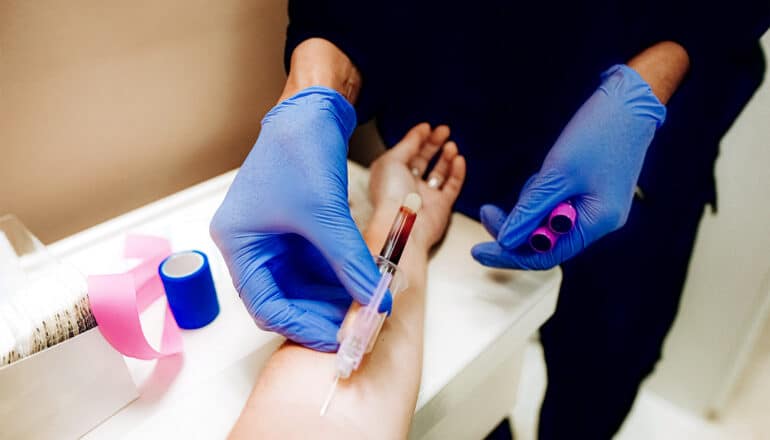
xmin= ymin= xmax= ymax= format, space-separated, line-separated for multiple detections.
xmin=231 ymin=122 xmax=465 ymax=440
xmin=369 ymin=123 xmax=466 ymax=249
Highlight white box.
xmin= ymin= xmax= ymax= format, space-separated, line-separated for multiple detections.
xmin=0 ymin=328 xmax=138 ymax=439
xmin=0 ymin=215 xmax=137 ymax=439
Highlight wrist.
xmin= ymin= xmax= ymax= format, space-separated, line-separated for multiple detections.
xmin=370 ymin=196 xmax=403 ymax=217
xmin=366 ymin=201 xmax=431 ymax=257
xmin=599 ymin=64 xmax=667 ymax=128
xmin=627 ymin=41 xmax=689 ymax=105
xmin=279 ymin=38 xmax=362 ymax=103
xmin=265 ymin=86 xmax=357 ymax=142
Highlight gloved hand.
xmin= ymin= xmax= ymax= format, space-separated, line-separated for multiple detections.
xmin=210 ymin=87 xmax=387 ymax=352
xmin=472 ymin=65 xmax=666 ymax=270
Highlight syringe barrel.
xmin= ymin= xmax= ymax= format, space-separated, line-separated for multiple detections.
xmin=337 ymin=257 xmax=407 ymax=355
xmin=378 ymin=207 xmax=417 ymax=265
xmin=334 ymin=193 xmax=419 ymax=380
xmin=336 ymin=333 xmax=365 ymax=379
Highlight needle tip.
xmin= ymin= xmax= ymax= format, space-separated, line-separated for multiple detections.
xmin=320 ymin=374 xmax=340 ymax=417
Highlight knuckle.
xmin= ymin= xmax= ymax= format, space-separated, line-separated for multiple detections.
xmin=525 ymin=168 xmax=572 ymax=196
xmin=250 ymin=304 xmax=275 ymax=330
xmin=604 ymin=206 xmax=629 ymax=230
xmin=337 ymin=258 xmax=373 ymax=298
xmin=209 ymin=209 xmax=227 ymax=236
xmin=209 ymin=208 xmax=234 ymax=249
xmin=310 ymin=197 xmax=352 ymax=227
xmin=243 ymin=296 xmax=278 ymax=330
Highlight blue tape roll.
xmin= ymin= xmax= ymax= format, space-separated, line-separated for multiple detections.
xmin=159 ymin=250 xmax=219 ymax=329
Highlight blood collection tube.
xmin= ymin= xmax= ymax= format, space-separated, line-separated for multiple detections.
xmin=528 ymin=201 xmax=577 ymax=253
xmin=378 ymin=195 xmax=419 ymax=265
xmin=336 ymin=193 xmax=419 ymax=351
xmin=529 ymin=226 xmax=558 ymax=253
xmin=323 ymin=193 xmax=421 ymax=416
xmin=548 ymin=201 xmax=577 ymax=234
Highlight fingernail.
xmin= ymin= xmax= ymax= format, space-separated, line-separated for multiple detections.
xmin=318 ymin=342 xmax=340 ymax=353
xmin=470 ymin=247 xmax=491 ymax=264
xmin=480 ymin=205 xmax=506 ymax=235
xmin=473 ymin=253 xmax=490 ymax=265
xmin=378 ymin=291 xmax=393 ymax=315
xmin=499 ymin=232 xmax=519 ymax=249
xmin=411 ymin=167 xmax=421 ymax=177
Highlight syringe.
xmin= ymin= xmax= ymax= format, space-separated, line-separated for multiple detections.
xmin=320 ymin=192 xmax=422 ymax=416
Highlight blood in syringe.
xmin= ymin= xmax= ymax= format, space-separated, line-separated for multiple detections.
xmin=378 ymin=206 xmax=416 ymax=266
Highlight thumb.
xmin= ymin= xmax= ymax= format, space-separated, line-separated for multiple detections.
xmin=239 ymin=266 xmax=342 ymax=351
xmin=479 ymin=204 xmax=507 ymax=238
xmin=308 ymin=211 xmax=392 ymax=314
xmin=498 ymin=171 xmax=572 ymax=249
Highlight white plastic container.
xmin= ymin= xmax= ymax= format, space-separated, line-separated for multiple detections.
xmin=0 ymin=215 xmax=137 ymax=439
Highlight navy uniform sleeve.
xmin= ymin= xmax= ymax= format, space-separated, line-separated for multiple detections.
xmin=284 ymin=1 xmax=380 ymax=123
xmin=630 ymin=1 xmax=769 ymax=65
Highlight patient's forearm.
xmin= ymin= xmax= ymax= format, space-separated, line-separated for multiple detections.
xmin=229 ymin=201 xmax=428 ymax=439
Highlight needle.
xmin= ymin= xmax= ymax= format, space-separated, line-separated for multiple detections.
xmin=320 ymin=374 xmax=340 ymax=417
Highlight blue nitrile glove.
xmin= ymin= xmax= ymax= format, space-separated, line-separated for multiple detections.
xmin=210 ymin=87 xmax=389 ymax=352
xmin=472 ymin=65 xmax=666 ymax=270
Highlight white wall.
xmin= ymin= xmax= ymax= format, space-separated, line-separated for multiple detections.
xmin=648 ymin=32 xmax=770 ymax=417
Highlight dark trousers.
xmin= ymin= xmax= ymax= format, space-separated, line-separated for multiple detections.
xmin=538 ymin=191 xmax=705 ymax=439
xmin=537 ymin=44 xmax=766 ymax=440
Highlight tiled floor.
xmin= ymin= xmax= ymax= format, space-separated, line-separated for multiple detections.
xmin=511 ymin=315 xmax=770 ymax=440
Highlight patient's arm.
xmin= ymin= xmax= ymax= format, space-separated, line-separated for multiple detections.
xmin=229 ymin=123 xmax=466 ymax=439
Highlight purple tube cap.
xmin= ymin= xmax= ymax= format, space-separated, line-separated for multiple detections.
xmin=549 ymin=202 xmax=577 ymax=234
xmin=529 ymin=226 xmax=558 ymax=253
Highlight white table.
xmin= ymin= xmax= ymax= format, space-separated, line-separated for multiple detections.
xmin=49 ymin=163 xmax=560 ymax=439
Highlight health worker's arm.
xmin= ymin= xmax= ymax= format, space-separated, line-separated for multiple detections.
xmin=228 ymin=124 xmax=466 ymax=439
xmin=210 ymin=36 xmax=379 ymax=351
xmin=472 ymin=41 xmax=690 ymax=270
xmin=279 ymin=38 xmax=362 ymax=103
xmin=626 ymin=41 xmax=689 ymax=105
xmin=630 ymin=0 xmax=769 ymax=65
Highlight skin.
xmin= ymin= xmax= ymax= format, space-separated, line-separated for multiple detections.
xmin=229 ymin=36 xmax=690 ymax=438
xmin=279 ymin=38 xmax=689 ymax=107
xmin=229 ymin=125 xmax=466 ymax=439
xmin=278 ymin=38 xmax=363 ymax=103
xmin=626 ymin=41 xmax=690 ymax=104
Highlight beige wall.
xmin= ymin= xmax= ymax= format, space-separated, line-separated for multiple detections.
xmin=0 ymin=1 xmax=288 ymax=243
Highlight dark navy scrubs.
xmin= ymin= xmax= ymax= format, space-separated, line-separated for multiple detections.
xmin=284 ymin=2 xmax=769 ymax=438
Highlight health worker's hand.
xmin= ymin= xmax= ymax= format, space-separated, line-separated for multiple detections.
xmin=210 ymin=87 xmax=385 ymax=352
xmin=472 ymin=65 xmax=666 ymax=270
